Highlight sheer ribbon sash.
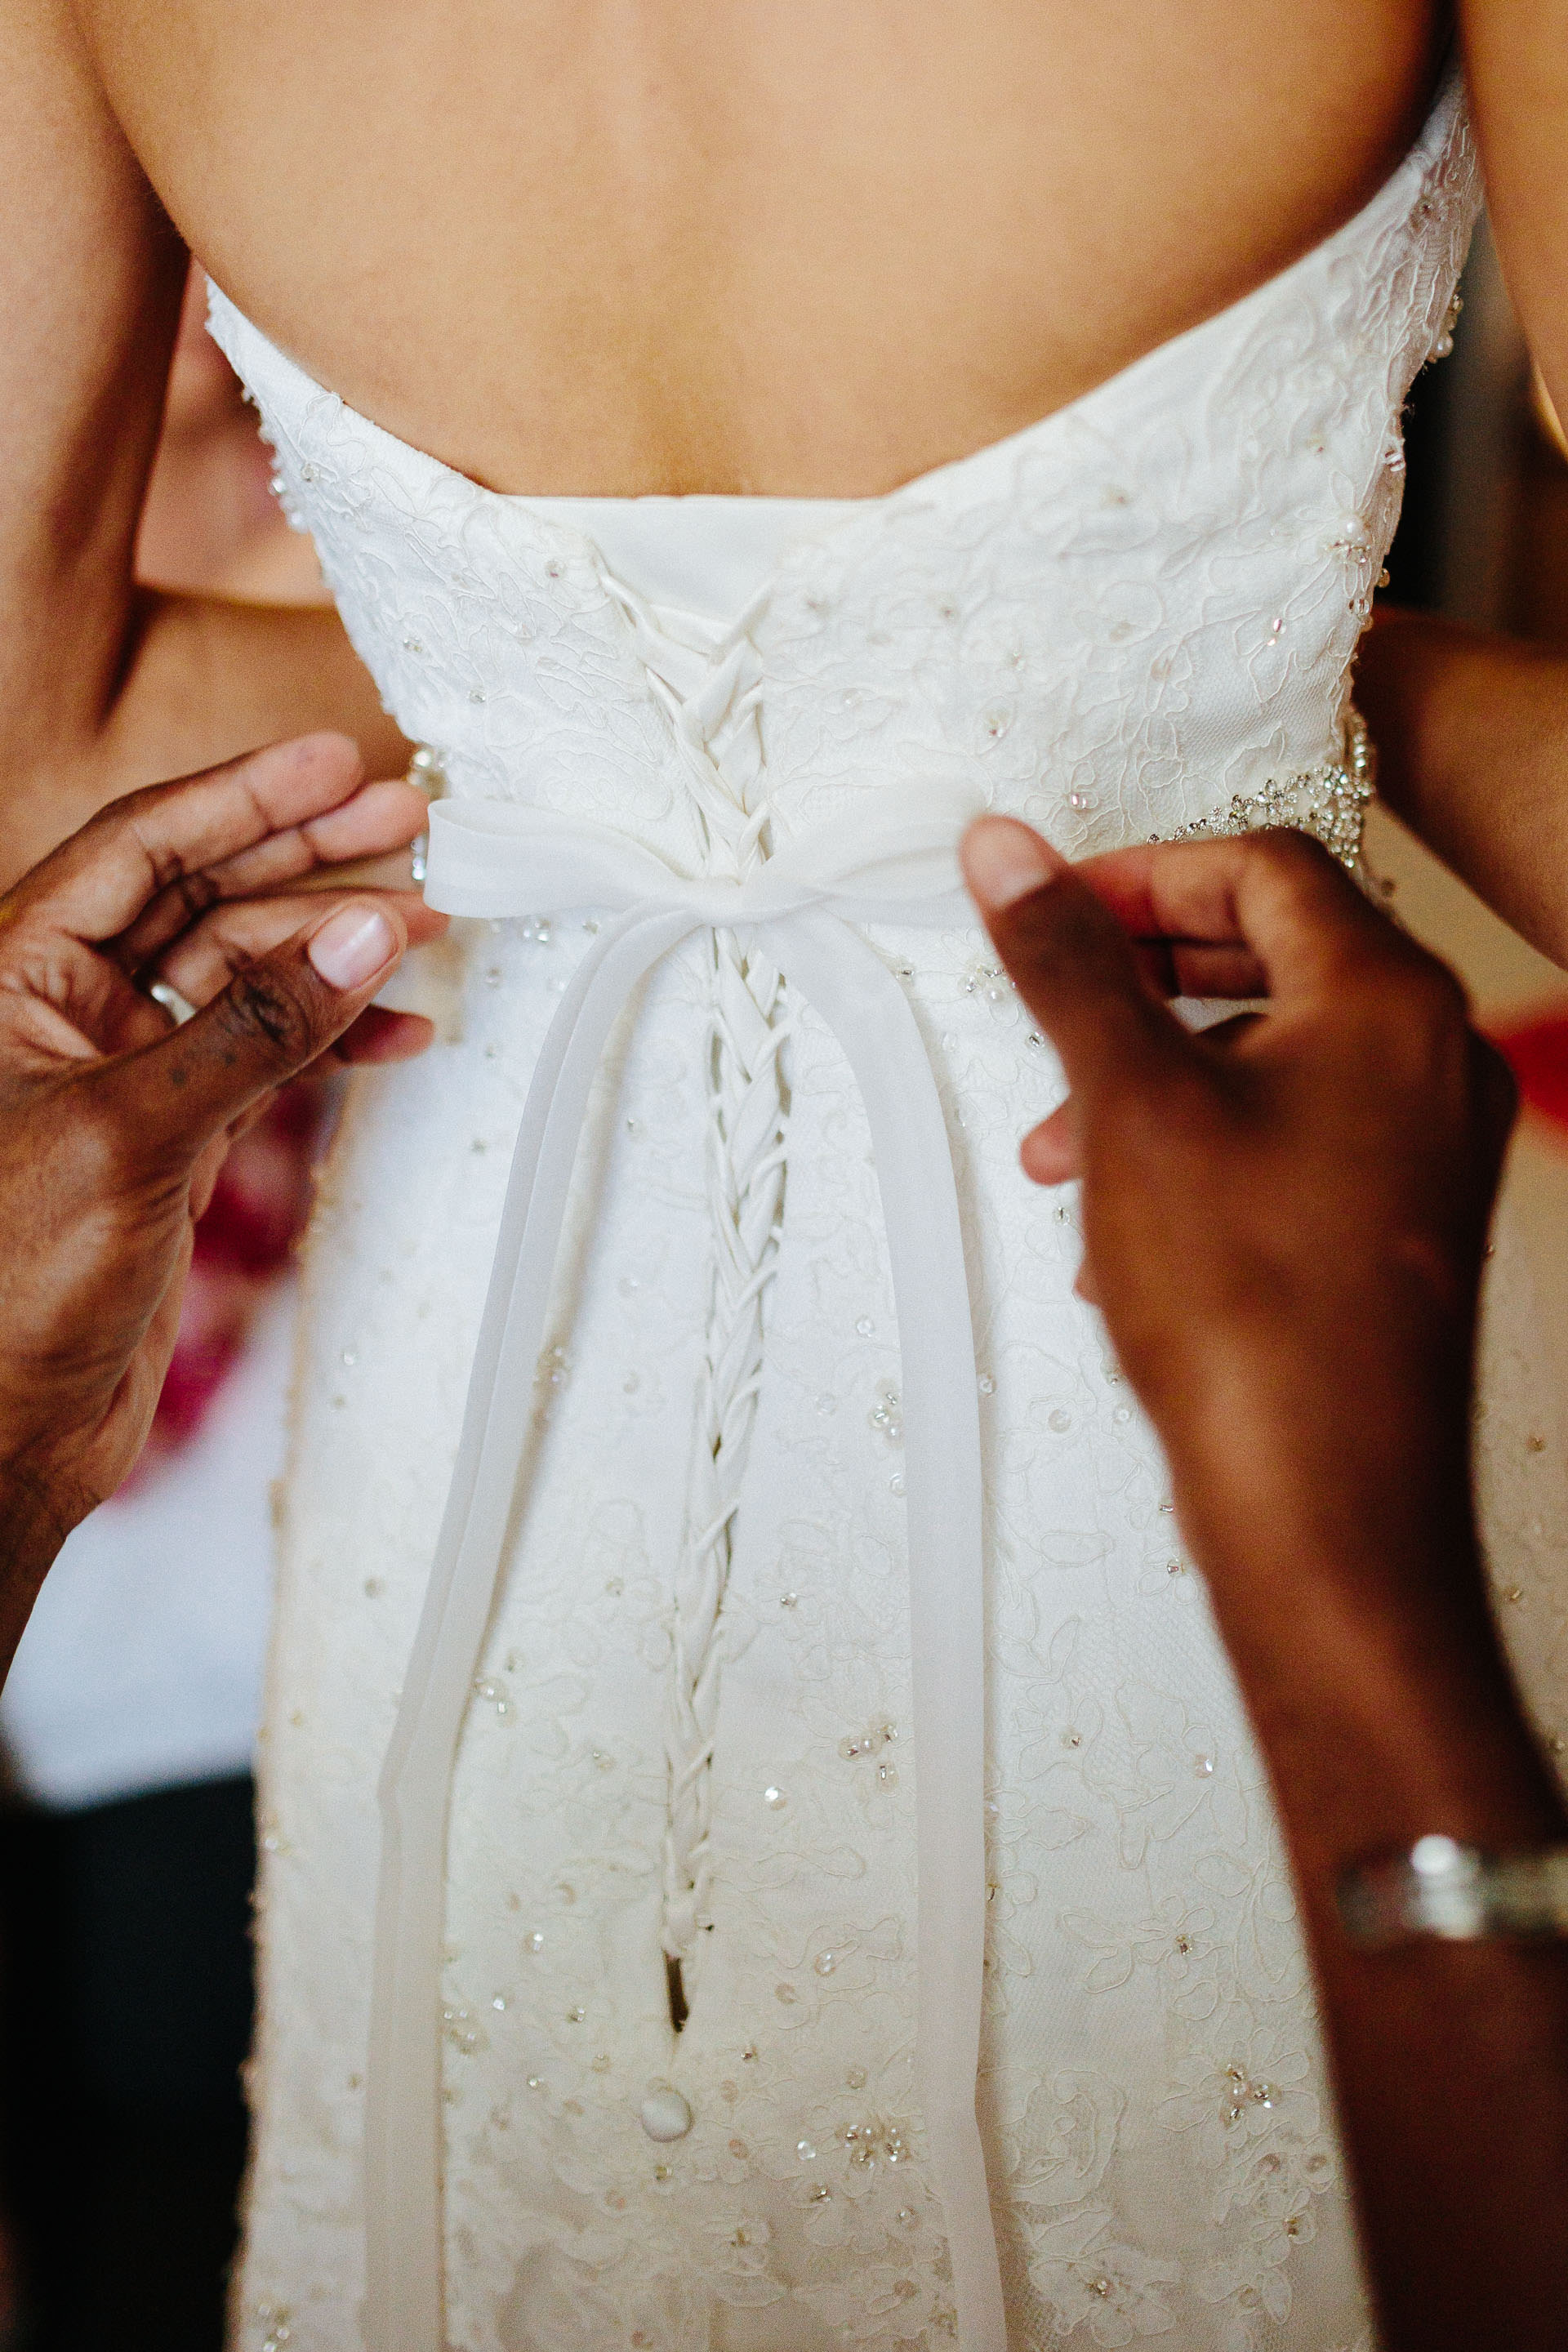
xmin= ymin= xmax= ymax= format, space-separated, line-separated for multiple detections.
xmin=364 ymin=784 xmax=1007 ymax=2349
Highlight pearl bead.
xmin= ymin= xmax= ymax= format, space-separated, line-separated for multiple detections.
xmin=639 ymin=2087 xmax=693 ymax=2142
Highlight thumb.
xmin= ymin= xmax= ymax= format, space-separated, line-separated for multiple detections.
xmin=102 ymin=898 xmax=407 ymax=1163
xmin=961 ymin=817 xmax=1183 ymax=1098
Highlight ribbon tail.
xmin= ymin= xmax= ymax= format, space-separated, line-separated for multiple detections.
xmin=777 ymin=914 xmax=1005 ymax=2350
xmin=364 ymin=902 xmax=700 ymax=2352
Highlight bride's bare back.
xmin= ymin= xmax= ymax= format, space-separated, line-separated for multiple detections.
xmin=80 ymin=0 xmax=1444 ymax=497
xmin=0 ymin=0 xmax=1561 ymax=873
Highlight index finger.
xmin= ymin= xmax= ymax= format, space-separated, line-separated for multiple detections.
xmin=961 ymin=817 xmax=1189 ymax=1098
xmin=2 ymin=733 xmax=368 ymax=947
xmin=1071 ymin=831 xmax=1405 ymax=1003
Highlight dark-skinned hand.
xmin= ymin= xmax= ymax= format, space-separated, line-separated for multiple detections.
xmin=959 ymin=817 xmax=1516 ymax=1627
xmin=960 ymin=817 xmax=1568 ymax=2352
xmin=0 ymin=730 xmax=445 ymax=1657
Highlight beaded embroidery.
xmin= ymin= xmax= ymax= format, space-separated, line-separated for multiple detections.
xmin=212 ymin=69 xmax=1495 ymax=2352
xmin=1148 ymin=709 xmax=1374 ymax=871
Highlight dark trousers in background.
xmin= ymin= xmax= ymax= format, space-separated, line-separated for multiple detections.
xmin=0 ymin=1775 xmax=256 ymax=2352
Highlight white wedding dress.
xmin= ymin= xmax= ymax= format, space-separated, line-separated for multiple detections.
xmin=207 ymin=67 xmax=1568 ymax=2352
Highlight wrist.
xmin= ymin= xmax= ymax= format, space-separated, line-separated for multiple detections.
xmin=1183 ymin=1506 xmax=1568 ymax=1861
xmin=0 ymin=1454 xmax=79 ymax=1684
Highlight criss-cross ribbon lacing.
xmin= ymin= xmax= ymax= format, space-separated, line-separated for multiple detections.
xmin=595 ymin=574 xmax=793 ymax=1992
xmin=362 ymin=760 xmax=1008 ymax=2346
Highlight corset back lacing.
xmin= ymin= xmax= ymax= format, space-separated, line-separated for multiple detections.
xmin=361 ymin=575 xmax=1008 ymax=2350
xmin=595 ymin=572 xmax=793 ymax=1998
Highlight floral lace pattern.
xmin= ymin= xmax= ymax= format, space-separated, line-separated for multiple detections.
xmin=204 ymin=74 xmax=1544 ymax=2352
xmin=1148 ymin=709 xmax=1374 ymax=871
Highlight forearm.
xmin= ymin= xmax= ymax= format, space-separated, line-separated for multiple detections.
xmin=1461 ymin=0 xmax=1568 ymax=439
xmin=0 ymin=1463 xmax=78 ymax=1690
xmin=0 ymin=5 xmax=407 ymax=885
xmin=1191 ymin=1484 xmax=1568 ymax=2351
xmin=1 ymin=588 xmax=410 ymax=884
xmin=1356 ymin=607 xmax=1568 ymax=966
xmin=966 ymin=783 xmax=1568 ymax=2346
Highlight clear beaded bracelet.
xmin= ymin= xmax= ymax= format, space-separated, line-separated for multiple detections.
xmin=1339 ymin=1834 xmax=1568 ymax=1947
xmin=1148 ymin=708 xmax=1374 ymax=873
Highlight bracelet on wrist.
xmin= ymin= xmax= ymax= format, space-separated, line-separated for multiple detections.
xmin=1339 ymin=1833 xmax=1568 ymax=1947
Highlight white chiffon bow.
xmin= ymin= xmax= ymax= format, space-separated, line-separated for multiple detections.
xmin=364 ymin=782 xmax=1009 ymax=2350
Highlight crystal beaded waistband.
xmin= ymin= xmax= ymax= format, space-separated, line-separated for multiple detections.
xmin=1147 ymin=709 xmax=1374 ymax=871
xmin=405 ymin=710 xmax=1376 ymax=876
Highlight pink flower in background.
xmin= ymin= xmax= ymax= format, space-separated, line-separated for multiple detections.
xmin=138 ymin=1083 xmax=329 ymax=1472
xmin=1492 ymin=1009 xmax=1568 ymax=1138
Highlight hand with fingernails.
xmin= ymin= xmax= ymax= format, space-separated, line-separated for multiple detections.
xmin=0 ymin=731 xmax=445 ymax=1673
xmin=960 ymin=815 xmax=1517 ymax=1595
xmin=960 ymin=813 xmax=1568 ymax=2352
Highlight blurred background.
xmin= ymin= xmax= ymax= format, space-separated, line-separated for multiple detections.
xmin=0 ymin=267 xmax=336 ymax=2352
xmin=1374 ymin=216 xmax=1568 ymax=1399
xmin=0 ymin=228 xmax=1562 ymax=2350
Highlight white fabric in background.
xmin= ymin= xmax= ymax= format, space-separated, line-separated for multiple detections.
xmin=0 ymin=1286 xmax=292 ymax=1812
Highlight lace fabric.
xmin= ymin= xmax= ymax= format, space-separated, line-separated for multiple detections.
xmin=203 ymin=70 xmax=1567 ymax=2352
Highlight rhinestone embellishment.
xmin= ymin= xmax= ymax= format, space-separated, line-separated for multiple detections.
xmin=1147 ymin=708 xmax=1374 ymax=871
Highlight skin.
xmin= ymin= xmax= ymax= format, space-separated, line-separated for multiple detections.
xmin=4 ymin=0 xmax=1568 ymax=951
xmin=0 ymin=0 xmax=1563 ymax=2323
xmin=1357 ymin=608 xmax=1568 ymax=962
xmin=0 ymin=732 xmax=446 ymax=1673
xmin=964 ymin=815 xmax=1568 ymax=2352
xmin=0 ymin=759 xmax=1554 ymax=2340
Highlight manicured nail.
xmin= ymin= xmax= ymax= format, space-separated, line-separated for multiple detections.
xmin=960 ymin=817 xmax=1062 ymax=911
xmin=308 ymin=905 xmax=397 ymax=989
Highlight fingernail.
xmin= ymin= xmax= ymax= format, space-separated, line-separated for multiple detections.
xmin=308 ymin=905 xmax=397 ymax=989
xmin=961 ymin=817 xmax=1062 ymax=911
